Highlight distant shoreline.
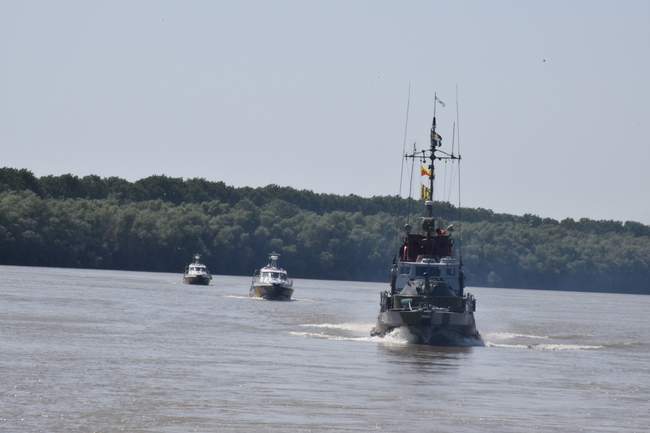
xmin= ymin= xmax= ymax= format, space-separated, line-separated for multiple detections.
xmin=1 ymin=167 xmax=649 ymax=295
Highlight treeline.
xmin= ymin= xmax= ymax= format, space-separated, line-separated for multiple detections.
xmin=1 ymin=168 xmax=649 ymax=294
xmin=0 ymin=190 xmax=396 ymax=281
xmin=4 ymin=167 xmax=649 ymax=234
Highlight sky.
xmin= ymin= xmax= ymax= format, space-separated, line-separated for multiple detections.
xmin=1 ymin=1 xmax=649 ymax=223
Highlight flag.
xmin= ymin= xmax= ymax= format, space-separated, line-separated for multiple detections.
xmin=420 ymin=184 xmax=431 ymax=200
xmin=420 ymin=165 xmax=432 ymax=177
xmin=435 ymin=95 xmax=446 ymax=107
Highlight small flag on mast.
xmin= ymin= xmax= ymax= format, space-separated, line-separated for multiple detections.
xmin=420 ymin=185 xmax=431 ymax=200
xmin=431 ymin=130 xmax=442 ymax=146
xmin=420 ymin=165 xmax=432 ymax=177
xmin=435 ymin=95 xmax=446 ymax=107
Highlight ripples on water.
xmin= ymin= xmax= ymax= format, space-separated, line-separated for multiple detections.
xmin=1 ymin=265 xmax=649 ymax=433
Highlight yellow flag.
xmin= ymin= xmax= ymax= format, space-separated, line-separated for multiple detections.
xmin=420 ymin=184 xmax=431 ymax=200
xmin=420 ymin=165 xmax=432 ymax=177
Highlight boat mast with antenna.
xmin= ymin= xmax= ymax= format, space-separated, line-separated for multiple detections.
xmin=404 ymin=92 xmax=461 ymax=226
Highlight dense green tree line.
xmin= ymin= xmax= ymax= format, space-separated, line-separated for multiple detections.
xmin=461 ymin=220 xmax=649 ymax=292
xmin=0 ymin=168 xmax=649 ymax=293
xmin=0 ymin=191 xmax=396 ymax=280
xmin=3 ymin=168 xmax=649 ymax=236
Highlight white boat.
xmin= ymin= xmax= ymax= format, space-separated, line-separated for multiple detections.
xmin=183 ymin=254 xmax=212 ymax=285
xmin=250 ymin=253 xmax=293 ymax=300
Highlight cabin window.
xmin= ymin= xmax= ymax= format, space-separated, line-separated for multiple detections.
xmin=399 ymin=266 xmax=411 ymax=275
xmin=271 ymin=272 xmax=280 ymax=278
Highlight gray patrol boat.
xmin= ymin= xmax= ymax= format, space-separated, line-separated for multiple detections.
xmin=371 ymin=103 xmax=482 ymax=346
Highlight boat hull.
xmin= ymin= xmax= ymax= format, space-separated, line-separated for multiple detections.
xmin=249 ymin=283 xmax=293 ymax=301
xmin=183 ymin=275 xmax=211 ymax=286
xmin=371 ymin=310 xmax=483 ymax=346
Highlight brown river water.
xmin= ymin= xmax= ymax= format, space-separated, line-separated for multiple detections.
xmin=1 ymin=265 xmax=648 ymax=432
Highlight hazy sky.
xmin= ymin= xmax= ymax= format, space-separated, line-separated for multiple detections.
xmin=1 ymin=1 xmax=649 ymax=223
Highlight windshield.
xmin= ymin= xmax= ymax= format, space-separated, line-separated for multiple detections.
xmin=261 ymin=271 xmax=287 ymax=280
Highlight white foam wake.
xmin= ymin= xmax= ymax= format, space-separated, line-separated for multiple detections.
xmin=535 ymin=343 xmax=603 ymax=351
xmin=224 ymin=295 xmax=263 ymax=301
xmin=299 ymin=323 xmax=374 ymax=333
xmin=486 ymin=342 xmax=529 ymax=349
xmin=485 ymin=332 xmax=550 ymax=341
xmin=486 ymin=342 xmax=603 ymax=351
xmin=289 ymin=328 xmax=410 ymax=345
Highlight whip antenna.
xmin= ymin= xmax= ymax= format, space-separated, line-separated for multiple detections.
xmin=406 ymin=142 xmax=416 ymax=225
xmin=398 ymin=81 xmax=411 ymax=197
xmin=456 ymin=84 xmax=463 ymax=265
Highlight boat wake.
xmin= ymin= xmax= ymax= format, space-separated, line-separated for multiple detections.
xmin=225 ymin=294 xmax=313 ymax=302
xmin=484 ymin=332 xmax=603 ymax=350
xmin=296 ymin=323 xmax=485 ymax=346
xmin=299 ymin=322 xmax=375 ymax=333
xmin=486 ymin=342 xmax=603 ymax=351
xmin=224 ymin=295 xmax=264 ymax=301
xmin=486 ymin=332 xmax=550 ymax=341
xmin=291 ymin=323 xmax=411 ymax=345
xmin=290 ymin=297 xmax=316 ymax=303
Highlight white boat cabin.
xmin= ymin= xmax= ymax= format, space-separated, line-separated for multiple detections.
xmin=185 ymin=254 xmax=210 ymax=277
xmin=258 ymin=267 xmax=289 ymax=284
xmin=187 ymin=264 xmax=209 ymax=276
xmin=253 ymin=253 xmax=293 ymax=287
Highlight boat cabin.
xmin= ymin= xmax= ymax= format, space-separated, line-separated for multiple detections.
xmin=399 ymin=231 xmax=453 ymax=262
xmin=259 ymin=268 xmax=288 ymax=283
xmin=188 ymin=265 xmax=208 ymax=274
xmin=394 ymin=256 xmax=461 ymax=296
xmin=185 ymin=254 xmax=210 ymax=276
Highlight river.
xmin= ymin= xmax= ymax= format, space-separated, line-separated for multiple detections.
xmin=1 ymin=265 xmax=648 ymax=432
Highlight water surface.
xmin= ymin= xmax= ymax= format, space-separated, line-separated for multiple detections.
xmin=1 ymin=265 xmax=648 ymax=432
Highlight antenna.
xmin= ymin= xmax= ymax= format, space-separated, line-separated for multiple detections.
xmin=456 ymin=84 xmax=463 ymax=268
xmin=433 ymin=91 xmax=438 ymax=119
xmin=447 ymin=120 xmax=456 ymax=202
xmin=398 ymin=82 xmax=411 ymax=197
xmin=406 ymin=142 xmax=416 ymax=224
xmin=404 ymin=91 xmax=460 ymax=228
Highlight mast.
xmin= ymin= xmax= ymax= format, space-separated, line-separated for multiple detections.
xmin=405 ymin=92 xmax=461 ymax=229
xmin=428 ymin=95 xmax=437 ymax=218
